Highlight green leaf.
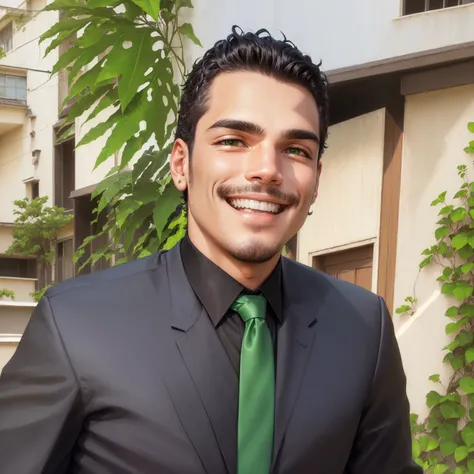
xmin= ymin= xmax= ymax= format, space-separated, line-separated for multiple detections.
xmin=153 ymin=181 xmax=181 ymax=238
xmin=455 ymin=189 xmax=469 ymax=199
xmin=452 ymin=207 xmax=468 ymax=222
xmin=51 ymin=46 xmax=82 ymax=75
xmin=66 ymin=59 xmax=107 ymax=102
xmin=445 ymin=353 xmax=464 ymax=370
xmin=462 ymin=262 xmax=474 ymax=274
xmin=446 ymin=306 xmax=459 ymax=317
xmin=93 ymin=95 xmax=148 ymax=168
xmin=462 ymin=423 xmax=474 ymax=447
xmin=441 ymin=283 xmax=455 ymax=296
xmin=67 ymin=29 xmax=118 ymax=81
xmin=438 ymin=422 xmax=457 ymax=439
xmin=468 ymin=459 xmax=474 ymax=474
xmin=427 ymin=438 xmax=440 ymax=451
xmin=456 ymin=329 xmax=474 ymax=346
xmin=460 ymin=376 xmax=474 ymax=394
xmin=455 ymin=467 xmax=468 ymax=474
xmin=131 ymin=0 xmax=160 ymax=20
xmin=76 ymin=108 xmax=122 ymax=149
xmin=446 ymin=318 xmax=468 ymax=334
xmin=429 ymin=374 xmax=441 ymax=383
xmin=85 ymin=87 xmax=119 ymax=125
xmin=435 ymin=226 xmax=451 ymax=240
xmin=462 ymin=304 xmax=474 ymax=317
xmin=419 ymin=256 xmax=432 ymax=269
xmin=440 ymin=438 xmax=457 ymax=456
xmin=115 ymin=199 xmax=141 ymax=228
xmin=434 ymin=464 xmax=449 ymax=474
xmin=456 ymin=445 xmax=469 ymax=462
xmin=469 ymin=122 xmax=474 ymax=133
xmin=98 ymin=27 xmax=156 ymax=111
xmin=453 ymin=233 xmax=469 ymax=249
xmin=454 ymin=282 xmax=474 ymax=301
xmin=427 ymin=391 xmax=442 ymax=408
xmin=459 ymin=245 xmax=474 ymax=260
xmin=178 ymin=23 xmax=202 ymax=46
xmin=440 ymin=400 xmax=466 ymax=419
xmin=439 ymin=205 xmax=454 ymax=215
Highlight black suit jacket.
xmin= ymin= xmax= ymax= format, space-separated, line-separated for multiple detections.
xmin=0 ymin=243 xmax=421 ymax=474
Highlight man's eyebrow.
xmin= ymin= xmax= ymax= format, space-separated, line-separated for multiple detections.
xmin=283 ymin=129 xmax=320 ymax=144
xmin=207 ymin=119 xmax=265 ymax=136
xmin=208 ymin=119 xmax=320 ymax=145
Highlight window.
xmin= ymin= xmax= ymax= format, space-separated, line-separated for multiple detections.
xmin=0 ymin=22 xmax=13 ymax=54
xmin=54 ymin=137 xmax=75 ymax=211
xmin=0 ymin=257 xmax=37 ymax=279
xmin=31 ymin=181 xmax=39 ymax=199
xmin=313 ymin=245 xmax=374 ymax=292
xmin=0 ymin=74 xmax=27 ymax=101
xmin=404 ymin=0 xmax=474 ymax=15
xmin=56 ymin=239 xmax=74 ymax=282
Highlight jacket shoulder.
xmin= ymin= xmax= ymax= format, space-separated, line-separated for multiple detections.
xmin=46 ymin=251 xmax=167 ymax=301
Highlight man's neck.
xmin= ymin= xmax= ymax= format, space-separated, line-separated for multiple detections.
xmin=186 ymin=232 xmax=281 ymax=290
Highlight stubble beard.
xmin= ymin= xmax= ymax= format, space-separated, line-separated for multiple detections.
xmin=225 ymin=239 xmax=283 ymax=264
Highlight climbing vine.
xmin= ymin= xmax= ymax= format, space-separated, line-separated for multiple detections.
xmin=398 ymin=121 xmax=474 ymax=473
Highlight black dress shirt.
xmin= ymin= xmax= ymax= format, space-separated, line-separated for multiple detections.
xmin=180 ymin=235 xmax=284 ymax=373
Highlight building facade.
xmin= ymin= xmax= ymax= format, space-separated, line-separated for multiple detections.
xmin=1 ymin=0 xmax=474 ymax=418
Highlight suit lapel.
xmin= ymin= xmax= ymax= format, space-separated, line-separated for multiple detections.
xmin=163 ymin=245 xmax=238 ymax=474
xmin=271 ymin=258 xmax=328 ymax=470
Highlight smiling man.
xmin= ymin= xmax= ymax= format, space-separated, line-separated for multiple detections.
xmin=0 ymin=27 xmax=421 ymax=474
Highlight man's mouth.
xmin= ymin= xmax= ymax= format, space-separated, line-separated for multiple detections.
xmin=226 ymin=198 xmax=287 ymax=214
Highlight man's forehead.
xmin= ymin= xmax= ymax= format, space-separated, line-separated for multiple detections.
xmin=201 ymin=71 xmax=320 ymax=134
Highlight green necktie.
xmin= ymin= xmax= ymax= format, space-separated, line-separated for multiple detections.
xmin=231 ymin=294 xmax=275 ymax=474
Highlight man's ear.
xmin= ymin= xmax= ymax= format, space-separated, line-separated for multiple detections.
xmin=311 ymin=159 xmax=323 ymax=204
xmin=170 ymin=139 xmax=189 ymax=192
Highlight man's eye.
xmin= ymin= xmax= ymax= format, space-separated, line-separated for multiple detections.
xmin=286 ymin=147 xmax=311 ymax=159
xmin=220 ymin=139 xmax=244 ymax=147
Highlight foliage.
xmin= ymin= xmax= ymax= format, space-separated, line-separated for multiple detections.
xmin=7 ymin=197 xmax=72 ymax=263
xmin=0 ymin=289 xmax=15 ymax=300
xmin=40 ymin=0 xmax=201 ymax=269
xmin=398 ymin=122 xmax=474 ymax=473
xmin=6 ymin=197 xmax=72 ymax=287
xmin=30 ymin=283 xmax=55 ymax=303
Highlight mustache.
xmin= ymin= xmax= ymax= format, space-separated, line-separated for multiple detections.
xmin=217 ymin=183 xmax=300 ymax=207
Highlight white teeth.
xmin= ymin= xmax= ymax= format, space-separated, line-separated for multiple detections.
xmin=228 ymin=199 xmax=281 ymax=214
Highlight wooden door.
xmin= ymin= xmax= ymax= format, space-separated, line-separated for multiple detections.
xmin=313 ymin=245 xmax=374 ymax=292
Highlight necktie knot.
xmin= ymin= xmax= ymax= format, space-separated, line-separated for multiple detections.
xmin=231 ymin=294 xmax=267 ymax=323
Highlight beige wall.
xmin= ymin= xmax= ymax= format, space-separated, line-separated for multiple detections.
xmin=0 ymin=2 xmax=60 ymax=225
xmin=0 ymin=342 xmax=17 ymax=374
xmin=394 ymin=83 xmax=474 ymax=417
xmin=297 ymin=108 xmax=386 ymax=291
xmin=0 ymin=227 xmax=12 ymax=254
xmin=0 ymin=276 xmax=35 ymax=301
xmin=0 ymin=127 xmax=28 ymax=223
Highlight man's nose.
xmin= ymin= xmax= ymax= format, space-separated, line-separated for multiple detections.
xmin=244 ymin=145 xmax=283 ymax=186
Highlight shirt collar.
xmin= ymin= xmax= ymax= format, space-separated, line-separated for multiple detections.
xmin=180 ymin=235 xmax=283 ymax=326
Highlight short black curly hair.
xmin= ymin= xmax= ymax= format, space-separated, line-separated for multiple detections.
xmin=175 ymin=26 xmax=330 ymax=159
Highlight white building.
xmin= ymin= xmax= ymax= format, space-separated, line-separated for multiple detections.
xmin=1 ymin=0 xmax=474 ymax=418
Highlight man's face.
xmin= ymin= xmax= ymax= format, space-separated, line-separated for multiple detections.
xmin=171 ymin=71 xmax=322 ymax=264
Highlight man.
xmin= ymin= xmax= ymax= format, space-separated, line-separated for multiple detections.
xmin=0 ymin=27 xmax=421 ymax=474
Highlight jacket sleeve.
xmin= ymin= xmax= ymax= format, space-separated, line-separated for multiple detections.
xmin=345 ymin=297 xmax=423 ymax=474
xmin=0 ymin=296 xmax=84 ymax=474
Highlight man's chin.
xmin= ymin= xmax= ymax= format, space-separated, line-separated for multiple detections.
xmin=225 ymin=240 xmax=283 ymax=264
